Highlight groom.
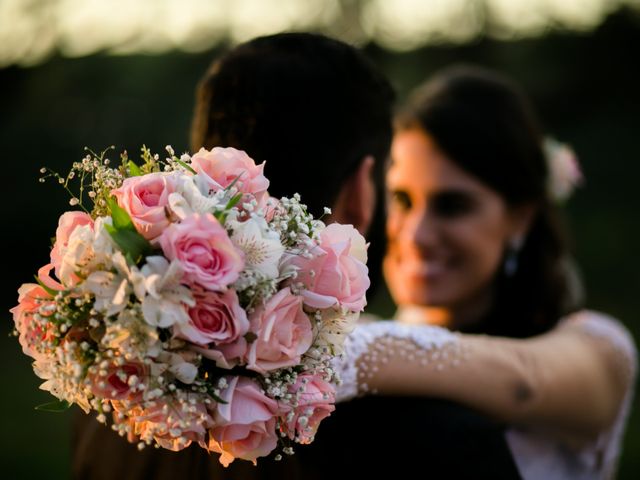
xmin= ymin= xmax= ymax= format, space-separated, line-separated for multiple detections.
xmin=73 ymin=33 xmax=521 ymax=479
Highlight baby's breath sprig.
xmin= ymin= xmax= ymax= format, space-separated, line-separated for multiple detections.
xmin=235 ymin=274 xmax=279 ymax=312
xmin=39 ymin=145 xmax=124 ymax=218
xmin=161 ymin=145 xmax=196 ymax=174
xmin=271 ymin=194 xmax=321 ymax=248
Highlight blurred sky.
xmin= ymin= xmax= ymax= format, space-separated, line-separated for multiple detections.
xmin=2 ymin=0 xmax=640 ymax=66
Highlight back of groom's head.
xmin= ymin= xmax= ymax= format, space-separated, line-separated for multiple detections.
xmin=191 ymin=32 xmax=394 ymax=219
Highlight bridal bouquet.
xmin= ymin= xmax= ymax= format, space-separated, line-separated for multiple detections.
xmin=11 ymin=145 xmax=369 ymax=466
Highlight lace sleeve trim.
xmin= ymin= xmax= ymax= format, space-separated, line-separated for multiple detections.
xmin=330 ymin=321 xmax=459 ymax=402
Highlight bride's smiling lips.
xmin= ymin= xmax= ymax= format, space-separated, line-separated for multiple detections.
xmin=400 ymin=257 xmax=450 ymax=282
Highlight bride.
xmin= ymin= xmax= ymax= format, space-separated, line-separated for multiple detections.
xmin=333 ymin=65 xmax=636 ymax=479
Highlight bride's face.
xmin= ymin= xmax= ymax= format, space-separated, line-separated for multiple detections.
xmin=384 ymin=128 xmax=519 ymax=312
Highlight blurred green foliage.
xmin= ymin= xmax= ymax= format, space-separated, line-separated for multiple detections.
xmin=1 ymin=9 xmax=639 ymax=479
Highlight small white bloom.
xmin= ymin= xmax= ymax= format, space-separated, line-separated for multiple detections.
xmin=58 ymin=224 xmax=96 ymax=284
xmin=139 ymin=256 xmax=194 ymax=328
xmin=81 ymin=251 xmax=145 ymax=317
xmin=92 ymin=217 xmax=117 ymax=257
xmin=156 ymin=352 xmax=199 ymax=384
xmin=229 ymin=216 xmax=284 ymax=279
xmin=312 ymin=309 xmax=359 ymax=355
xmin=168 ymin=175 xmax=220 ymax=219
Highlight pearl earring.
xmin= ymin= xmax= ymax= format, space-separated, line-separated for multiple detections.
xmin=504 ymin=236 xmax=524 ymax=277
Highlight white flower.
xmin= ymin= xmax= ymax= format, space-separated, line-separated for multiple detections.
xmin=312 ymin=308 xmax=359 ymax=355
xmin=544 ymin=138 xmax=584 ymax=202
xmin=102 ymin=308 xmax=162 ymax=358
xmin=81 ymin=251 xmax=145 ymax=317
xmin=58 ymin=218 xmax=119 ymax=286
xmin=229 ymin=216 xmax=284 ymax=279
xmin=155 ymin=351 xmax=199 ymax=384
xmin=168 ymin=175 xmax=221 ymax=219
xmin=58 ymin=224 xmax=97 ymax=285
xmin=35 ymin=347 xmax=91 ymax=412
xmin=92 ymin=217 xmax=117 ymax=257
xmin=140 ymin=256 xmax=194 ymax=328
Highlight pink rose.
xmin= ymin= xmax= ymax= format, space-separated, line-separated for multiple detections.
xmin=281 ymin=374 xmax=336 ymax=444
xmin=208 ymin=376 xmax=279 ymax=466
xmin=89 ymin=361 xmax=147 ymax=401
xmin=191 ymin=147 xmax=269 ymax=202
xmin=158 ymin=213 xmax=244 ymax=291
xmin=111 ymin=172 xmax=179 ymax=241
xmin=174 ymin=288 xmax=249 ymax=346
xmin=246 ymin=288 xmax=313 ymax=374
xmin=10 ymin=283 xmax=56 ymax=360
xmin=128 ymin=396 xmax=214 ymax=451
xmin=293 ymin=223 xmax=370 ymax=311
xmin=50 ymin=211 xmax=94 ymax=281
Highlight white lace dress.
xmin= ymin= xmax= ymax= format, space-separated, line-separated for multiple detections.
xmin=332 ymin=310 xmax=637 ymax=480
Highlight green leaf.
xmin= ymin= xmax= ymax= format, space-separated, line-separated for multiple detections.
xmin=209 ymin=392 xmax=227 ymax=404
xmin=33 ymin=275 xmax=59 ymax=297
xmin=225 ymin=193 xmax=243 ymax=211
xmin=104 ymin=224 xmax=152 ymax=265
xmin=104 ymin=197 xmax=153 ymax=264
xmin=35 ymin=400 xmax=71 ymax=412
xmin=175 ymin=159 xmax=196 ymax=175
xmin=224 ymin=173 xmax=244 ymax=192
xmin=107 ymin=197 xmax=136 ymax=231
xmin=213 ymin=210 xmax=227 ymax=224
xmin=127 ymin=160 xmax=142 ymax=177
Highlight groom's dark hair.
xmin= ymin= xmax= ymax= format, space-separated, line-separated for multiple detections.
xmin=191 ymin=32 xmax=394 ymax=218
xmin=191 ymin=33 xmax=394 ymax=294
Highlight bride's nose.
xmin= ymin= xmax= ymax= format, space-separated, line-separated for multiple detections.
xmin=400 ymin=203 xmax=441 ymax=250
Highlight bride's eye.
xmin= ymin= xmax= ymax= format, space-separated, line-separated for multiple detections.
xmin=432 ymin=191 xmax=475 ymax=218
xmin=390 ymin=190 xmax=412 ymax=211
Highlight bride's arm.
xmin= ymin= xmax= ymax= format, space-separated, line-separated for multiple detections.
xmin=333 ymin=312 xmax=636 ymax=444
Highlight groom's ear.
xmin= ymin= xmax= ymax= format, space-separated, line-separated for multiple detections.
xmin=330 ymin=156 xmax=376 ymax=235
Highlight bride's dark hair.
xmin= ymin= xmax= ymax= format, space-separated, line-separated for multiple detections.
xmin=396 ymin=65 xmax=582 ymax=338
xmin=191 ymin=32 xmax=394 ymax=296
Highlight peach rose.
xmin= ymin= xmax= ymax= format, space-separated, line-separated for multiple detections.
xmin=174 ymin=288 xmax=249 ymax=346
xmin=293 ymin=223 xmax=369 ymax=312
xmin=191 ymin=147 xmax=269 ymax=202
xmin=10 ymin=283 xmax=56 ymax=360
xmin=89 ymin=361 xmax=147 ymax=401
xmin=281 ymin=374 xmax=336 ymax=444
xmin=246 ymin=288 xmax=313 ymax=374
xmin=111 ymin=172 xmax=179 ymax=241
xmin=208 ymin=376 xmax=279 ymax=466
xmin=158 ymin=213 xmax=244 ymax=291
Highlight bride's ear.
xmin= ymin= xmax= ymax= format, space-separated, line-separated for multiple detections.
xmin=330 ymin=156 xmax=376 ymax=234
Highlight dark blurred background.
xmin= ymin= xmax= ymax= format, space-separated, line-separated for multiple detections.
xmin=1 ymin=1 xmax=639 ymax=478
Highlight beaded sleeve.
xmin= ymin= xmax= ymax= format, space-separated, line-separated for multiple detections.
xmin=331 ymin=321 xmax=461 ymax=402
